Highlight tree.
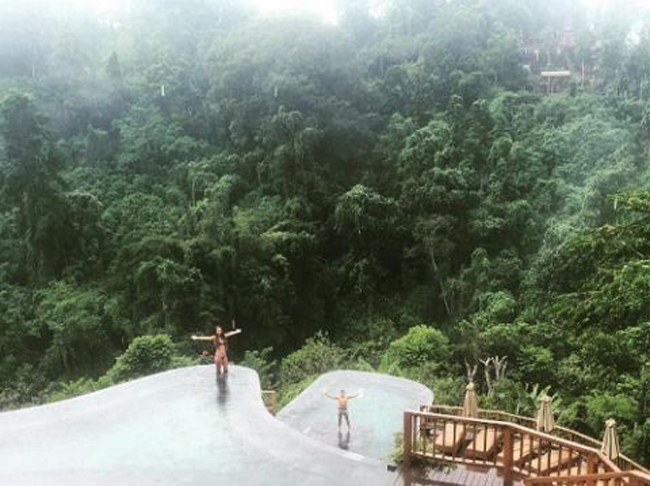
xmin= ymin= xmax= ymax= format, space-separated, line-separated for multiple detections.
xmin=0 ymin=93 xmax=72 ymax=280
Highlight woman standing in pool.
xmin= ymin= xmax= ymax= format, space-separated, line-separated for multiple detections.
xmin=192 ymin=325 xmax=242 ymax=376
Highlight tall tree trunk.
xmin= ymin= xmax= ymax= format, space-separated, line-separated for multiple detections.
xmin=429 ymin=247 xmax=451 ymax=316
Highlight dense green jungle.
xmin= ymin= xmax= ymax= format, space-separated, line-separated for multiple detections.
xmin=1 ymin=0 xmax=650 ymax=466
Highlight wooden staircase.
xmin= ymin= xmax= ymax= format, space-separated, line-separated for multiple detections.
xmin=403 ymin=406 xmax=650 ymax=486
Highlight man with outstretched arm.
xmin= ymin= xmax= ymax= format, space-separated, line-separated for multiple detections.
xmin=192 ymin=325 xmax=242 ymax=376
xmin=324 ymin=389 xmax=360 ymax=432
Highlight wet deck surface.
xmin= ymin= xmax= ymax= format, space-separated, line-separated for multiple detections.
xmin=0 ymin=366 xmax=401 ymax=485
xmin=278 ymin=370 xmax=433 ymax=460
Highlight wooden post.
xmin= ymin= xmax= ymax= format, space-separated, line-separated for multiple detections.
xmin=403 ymin=412 xmax=413 ymax=468
xmin=502 ymin=427 xmax=514 ymax=486
xmin=268 ymin=391 xmax=278 ymax=415
xmin=586 ymin=455 xmax=598 ymax=486
xmin=261 ymin=391 xmax=278 ymax=415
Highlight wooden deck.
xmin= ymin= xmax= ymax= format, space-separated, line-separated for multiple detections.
xmin=402 ymin=409 xmax=650 ymax=486
xmin=402 ymin=464 xmax=525 ymax=486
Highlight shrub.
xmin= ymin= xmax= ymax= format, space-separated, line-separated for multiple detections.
xmin=107 ymin=334 xmax=175 ymax=383
xmin=47 ymin=376 xmax=113 ymax=402
xmin=279 ymin=332 xmax=346 ymax=387
xmin=390 ymin=432 xmax=449 ymax=472
xmin=0 ymin=364 xmax=48 ymax=410
xmin=382 ymin=325 xmax=451 ymax=372
xmin=278 ymin=375 xmax=318 ymax=409
xmin=240 ymin=347 xmax=277 ymax=389
xmin=171 ymin=355 xmax=197 ymax=368
xmin=44 ymin=337 xmax=194 ymax=404
xmin=350 ymin=357 xmax=376 ymax=372
xmin=429 ymin=376 xmax=465 ymax=406
xmin=583 ymin=392 xmax=637 ymax=436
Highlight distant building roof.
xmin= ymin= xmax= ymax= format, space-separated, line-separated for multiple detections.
xmin=541 ymin=71 xmax=571 ymax=78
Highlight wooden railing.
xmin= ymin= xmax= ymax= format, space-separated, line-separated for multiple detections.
xmin=421 ymin=405 xmax=537 ymax=428
xmin=525 ymin=471 xmax=650 ymax=486
xmin=612 ymin=456 xmax=650 ymax=476
xmin=419 ymin=406 xmax=649 ymax=475
xmin=404 ymin=410 xmax=621 ymax=486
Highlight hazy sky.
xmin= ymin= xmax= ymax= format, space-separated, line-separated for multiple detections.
xmin=255 ymin=0 xmax=337 ymax=23
xmin=33 ymin=0 xmax=650 ymax=22
xmin=86 ymin=0 xmax=338 ymax=22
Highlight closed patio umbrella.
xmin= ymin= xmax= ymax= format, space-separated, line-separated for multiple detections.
xmin=462 ymin=382 xmax=478 ymax=418
xmin=536 ymin=395 xmax=556 ymax=433
xmin=601 ymin=419 xmax=621 ymax=460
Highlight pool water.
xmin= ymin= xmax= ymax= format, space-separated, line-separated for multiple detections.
xmin=278 ymin=370 xmax=433 ymax=460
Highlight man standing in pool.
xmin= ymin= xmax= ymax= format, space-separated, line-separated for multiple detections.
xmin=324 ymin=389 xmax=360 ymax=432
xmin=192 ymin=325 xmax=242 ymax=377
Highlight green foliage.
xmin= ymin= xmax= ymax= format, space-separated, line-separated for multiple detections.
xmin=0 ymin=363 xmax=48 ymax=410
xmin=0 ymin=92 xmax=72 ymax=281
xmin=279 ymin=333 xmax=346 ymax=388
xmin=429 ymin=377 xmax=466 ymax=406
xmin=390 ymin=432 xmax=449 ymax=472
xmin=519 ymin=346 xmax=556 ymax=386
xmin=583 ymin=393 xmax=637 ymax=436
xmin=278 ymin=375 xmax=318 ymax=409
xmin=240 ymin=347 xmax=277 ymax=390
xmin=47 ymin=376 xmax=114 ymax=403
xmin=335 ymin=185 xmax=400 ymax=243
xmin=44 ymin=342 xmax=195 ymax=404
xmin=1 ymin=0 xmax=650 ymax=468
xmin=478 ymin=323 xmax=522 ymax=359
xmin=382 ymin=325 xmax=451 ymax=372
xmin=484 ymin=380 xmax=561 ymax=417
xmin=36 ymin=283 xmax=117 ymax=377
xmin=627 ymin=419 xmax=650 ymax=466
xmin=343 ymin=315 xmax=400 ymax=369
xmin=107 ymin=334 xmax=175 ymax=383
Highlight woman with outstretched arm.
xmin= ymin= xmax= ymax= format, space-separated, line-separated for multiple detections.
xmin=192 ymin=325 xmax=242 ymax=376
